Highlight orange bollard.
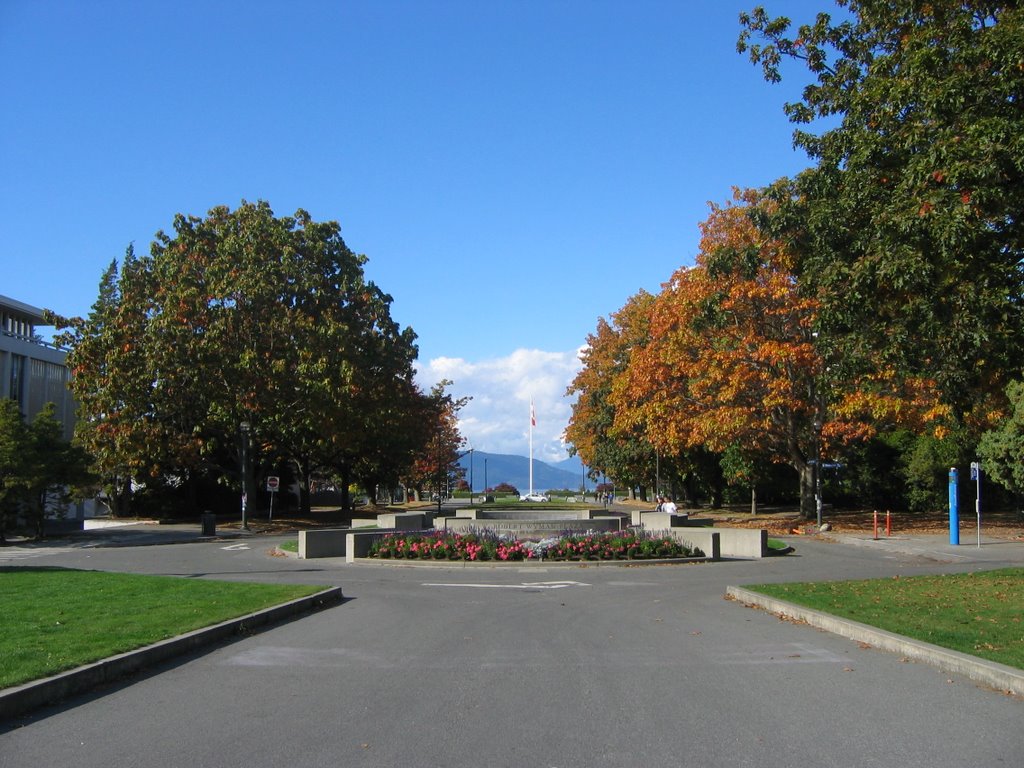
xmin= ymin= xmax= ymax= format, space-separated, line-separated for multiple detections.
xmin=886 ymin=510 xmax=892 ymax=537
xmin=873 ymin=510 xmax=878 ymax=540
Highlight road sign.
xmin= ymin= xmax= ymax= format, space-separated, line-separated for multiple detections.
xmin=266 ymin=476 xmax=280 ymax=492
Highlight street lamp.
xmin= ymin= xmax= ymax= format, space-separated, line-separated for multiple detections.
xmin=813 ymin=417 xmax=823 ymax=528
xmin=239 ymin=421 xmax=251 ymax=530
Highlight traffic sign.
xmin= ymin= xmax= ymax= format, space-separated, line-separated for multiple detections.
xmin=266 ymin=476 xmax=280 ymax=492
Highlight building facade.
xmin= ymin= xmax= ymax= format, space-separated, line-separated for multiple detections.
xmin=0 ymin=293 xmax=75 ymax=440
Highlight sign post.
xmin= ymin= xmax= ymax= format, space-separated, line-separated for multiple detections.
xmin=267 ymin=476 xmax=280 ymax=522
xmin=970 ymin=462 xmax=982 ymax=548
xmin=948 ymin=467 xmax=959 ymax=546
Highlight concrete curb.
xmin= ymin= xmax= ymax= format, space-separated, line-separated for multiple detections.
xmin=0 ymin=587 xmax=343 ymax=721
xmin=726 ymin=586 xmax=1024 ymax=697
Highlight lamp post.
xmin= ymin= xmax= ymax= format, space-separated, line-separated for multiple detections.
xmin=813 ymin=417 xmax=823 ymax=528
xmin=484 ymin=459 xmax=488 ymax=499
xmin=436 ymin=436 xmax=443 ymax=516
xmin=468 ymin=448 xmax=474 ymax=504
xmin=655 ymin=450 xmax=660 ymax=501
xmin=239 ymin=421 xmax=251 ymax=530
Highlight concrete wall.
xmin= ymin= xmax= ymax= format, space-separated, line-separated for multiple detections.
xmin=346 ymin=530 xmax=388 ymax=562
xmin=302 ymin=523 xmax=761 ymax=561
xmin=633 ymin=510 xmax=713 ymax=528
xmin=453 ymin=508 xmax=602 ymax=521
xmin=298 ymin=529 xmax=350 ymax=559
xmin=666 ymin=529 xmax=721 ymax=560
xmin=663 ymin=527 xmax=766 ymax=558
xmin=376 ymin=512 xmax=426 ymax=530
xmin=440 ymin=516 xmax=622 ymax=538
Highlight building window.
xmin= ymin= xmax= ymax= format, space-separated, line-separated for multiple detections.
xmin=9 ymin=354 xmax=25 ymax=403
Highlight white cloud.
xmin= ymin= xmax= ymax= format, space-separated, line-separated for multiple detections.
xmin=416 ymin=347 xmax=585 ymax=463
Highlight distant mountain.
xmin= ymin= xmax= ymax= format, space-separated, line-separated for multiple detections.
xmin=456 ymin=451 xmax=591 ymax=493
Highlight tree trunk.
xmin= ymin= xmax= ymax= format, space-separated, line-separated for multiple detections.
xmin=186 ymin=471 xmax=199 ymax=517
xmin=339 ymin=465 xmax=352 ymax=511
xmin=750 ymin=485 xmax=757 ymax=515
xmin=299 ymin=465 xmax=312 ymax=516
xmin=709 ymin=480 xmax=723 ymax=510
xmin=798 ymin=461 xmax=816 ymax=519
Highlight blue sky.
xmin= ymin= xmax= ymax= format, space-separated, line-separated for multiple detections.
xmin=2 ymin=0 xmax=826 ymax=462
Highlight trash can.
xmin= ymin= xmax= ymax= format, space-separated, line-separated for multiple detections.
xmin=201 ymin=512 xmax=216 ymax=537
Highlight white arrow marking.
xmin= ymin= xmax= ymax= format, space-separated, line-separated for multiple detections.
xmin=221 ymin=543 xmax=250 ymax=551
xmin=422 ymin=580 xmax=589 ymax=590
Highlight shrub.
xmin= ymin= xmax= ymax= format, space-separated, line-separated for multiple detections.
xmin=367 ymin=529 xmax=702 ymax=561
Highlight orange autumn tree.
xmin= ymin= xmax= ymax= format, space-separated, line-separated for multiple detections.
xmin=565 ymin=290 xmax=658 ymax=497
xmin=613 ymin=190 xmax=944 ymax=518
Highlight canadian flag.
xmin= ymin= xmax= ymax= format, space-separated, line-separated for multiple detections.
xmin=530 ymin=400 xmax=536 ymax=427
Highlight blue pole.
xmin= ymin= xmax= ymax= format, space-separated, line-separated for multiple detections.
xmin=948 ymin=467 xmax=959 ymax=545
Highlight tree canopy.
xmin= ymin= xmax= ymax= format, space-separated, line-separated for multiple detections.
xmin=0 ymin=401 xmax=92 ymax=540
xmin=53 ymin=201 xmax=431 ymax=515
xmin=739 ymin=1 xmax=1024 ymax=422
xmin=565 ymin=290 xmax=659 ymax=497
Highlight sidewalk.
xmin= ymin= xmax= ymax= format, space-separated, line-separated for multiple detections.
xmin=826 ymin=531 xmax=1024 ymax=564
xmin=69 ymin=519 xmax=250 ymax=547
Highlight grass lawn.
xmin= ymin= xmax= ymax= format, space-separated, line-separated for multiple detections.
xmin=746 ymin=568 xmax=1024 ymax=670
xmin=0 ymin=567 xmax=326 ymax=689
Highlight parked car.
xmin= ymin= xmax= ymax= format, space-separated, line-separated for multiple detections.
xmin=520 ymin=493 xmax=549 ymax=502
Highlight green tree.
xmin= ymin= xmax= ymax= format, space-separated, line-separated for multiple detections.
xmin=407 ymin=381 xmax=468 ymax=506
xmin=0 ymin=399 xmax=29 ymax=543
xmin=978 ymin=380 xmax=1024 ymax=500
xmin=0 ymin=401 xmax=93 ymax=540
xmin=53 ymin=201 xmax=424 ymax=517
xmin=22 ymin=404 xmax=94 ymax=538
xmin=49 ymin=249 xmax=155 ymax=517
xmin=739 ymin=2 xmax=1024 ymax=423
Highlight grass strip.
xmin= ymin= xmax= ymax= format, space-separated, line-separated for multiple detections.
xmin=0 ymin=567 xmax=326 ymax=689
xmin=746 ymin=568 xmax=1024 ymax=670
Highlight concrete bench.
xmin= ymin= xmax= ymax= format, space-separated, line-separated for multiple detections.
xmin=664 ymin=527 xmax=766 ymax=558
xmin=634 ymin=510 xmax=713 ymax=528
xmin=300 ymin=527 xmax=424 ymax=559
xmin=376 ymin=512 xmax=427 ymax=530
xmin=298 ymin=528 xmax=351 ymax=559
xmin=346 ymin=530 xmax=391 ymax=562
xmin=665 ymin=529 xmax=721 ymax=561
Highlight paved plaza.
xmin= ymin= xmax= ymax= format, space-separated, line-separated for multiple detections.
xmin=1 ymin=520 xmax=1021 ymax=768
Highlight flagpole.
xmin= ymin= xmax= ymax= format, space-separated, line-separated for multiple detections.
xmin=529 ymin=399 xmax=535 ymax=496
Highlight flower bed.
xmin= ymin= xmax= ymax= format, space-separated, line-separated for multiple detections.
xmin=367 ymin=529 xmax=703 ymax=562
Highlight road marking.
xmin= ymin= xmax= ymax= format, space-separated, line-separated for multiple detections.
xmin=423 ymin=580 xmax=590 ymax=590
xmin=0 ymin=546 xmax=73 ymax=562
xmin=220 ymin=543 xmax=250 ymax=551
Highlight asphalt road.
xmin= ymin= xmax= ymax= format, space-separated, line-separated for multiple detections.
xmin=1 ymin=529 xmax=1021 ymax=768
